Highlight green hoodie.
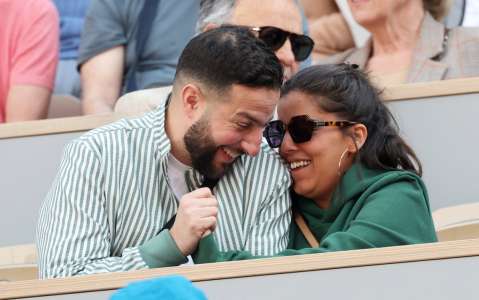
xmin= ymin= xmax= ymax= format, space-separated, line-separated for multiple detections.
xmin=193 ymin=163 xmax=438 ymax=263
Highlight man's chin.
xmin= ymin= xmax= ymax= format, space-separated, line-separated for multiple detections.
xmin=206 ymin=159 xmax=235 ymax=179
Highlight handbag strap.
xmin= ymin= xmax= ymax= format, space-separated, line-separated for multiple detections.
xmin=294 ymin=210 xmax=320 ymax=248
xmin=125 ymin=0 xmax=161 ymax=93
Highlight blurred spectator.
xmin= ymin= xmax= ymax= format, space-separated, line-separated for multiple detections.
xmin=198 ymin=0 xmax=310 ymax=81
xmin=111 ymin=276 xmax=207 ymax=300
xmin=78 ymin=0 xmax=199 ymax=115
xmin=53 ymin=0 xmax=90 ymax=97
xmin=115 ymin=0 xmax=313 ymax=115
xmin=0 ymin=0 xmax=59 ymax=123
xmin=299 ymin=0 xmax=354 ymax=63
xmin=323 ymin=0 xmax=479 ymax=86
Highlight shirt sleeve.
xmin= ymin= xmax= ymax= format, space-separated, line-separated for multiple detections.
xmin=193 ymin=177 xmax=437 ymax=263
xmin=243 ymin=171 xmax=292 ymax=256
xmin=36 ymin=139 xmax=148 ymax=278
xmin=77 ymin=0 xmax=128 ymax=68
xmin=10 ymin=0 xmax=59 ymax=90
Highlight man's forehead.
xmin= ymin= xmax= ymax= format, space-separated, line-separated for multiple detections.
xmin=214 ymin=85 xmax=279 ymax=119
xmin=230 ymin=0 xmax=303 ymax=34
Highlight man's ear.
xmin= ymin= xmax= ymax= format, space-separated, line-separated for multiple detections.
xmin=180 ymin=83 xmax=207 ymax=122
xmin=203 ymin=22 xmax=220 ymax=32
xmin=348 ymin=123 xmax=368 ymax=153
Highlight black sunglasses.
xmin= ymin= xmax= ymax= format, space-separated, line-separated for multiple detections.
xmin=263 ymin=115 xmax=357 ymax=148
xmin=250 ymin=26 xmax=314 ymax=62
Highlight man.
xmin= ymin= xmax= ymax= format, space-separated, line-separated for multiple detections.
xmin=0 ymin=0 xmax=59 ymax=123
xmin=198 ymin=0 xmax=308 ymax=81
xmin=37 ymin=26 xmax=291 ymax=278
xmin=78 ymin=0 xmax=199 ymax=114
xmin=115 ymin=0 xmax=314 ymax=114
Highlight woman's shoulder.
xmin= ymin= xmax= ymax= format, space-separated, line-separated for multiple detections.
xmin=344 ymin=165 xmax=428 ymax=205
xmin=361 ymin=167 xmax=425 ymax=193
xmin=449 ymin=25 xmax=479 ymax=40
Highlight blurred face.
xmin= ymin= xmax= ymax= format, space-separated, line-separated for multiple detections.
xmin=231 ymin=0 xmax=302 ymax=80
xmin=347 ymin=0 xmax=407 ymax=28
xmin=184 ymin=84 xmax=279 ymax=179
xmin=277 ymin=91 xmax=353 ymax=207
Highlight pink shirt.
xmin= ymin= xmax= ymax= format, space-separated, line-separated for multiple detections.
xmin=0 ymin=0 xmax=59 ymax=123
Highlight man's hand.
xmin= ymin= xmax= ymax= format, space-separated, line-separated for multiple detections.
xmin=169 ymin=188 xmax=218 ymax=256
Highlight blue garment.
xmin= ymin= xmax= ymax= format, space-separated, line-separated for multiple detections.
xmin=78 ymin=0 xmax=199 ymax=92
xmin=295 ymin=0 xmax=312 ymax=69
xmin=110 ymin=275 xmax=207 ymax=300
xmin=53 ymin=0 xmax=91 ymax=59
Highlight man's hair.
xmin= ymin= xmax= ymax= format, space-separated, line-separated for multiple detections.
xmin=175 ymin=25 xmax=283 ymax=93
xmin=197 ymin=0 xmax=236 ymax=32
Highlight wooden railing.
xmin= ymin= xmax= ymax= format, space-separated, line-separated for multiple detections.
xmin=1 ymin=238 xmax=479 ymax=299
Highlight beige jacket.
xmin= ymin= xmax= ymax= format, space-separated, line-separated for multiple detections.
xmin=323 ymin=13 xmax=479 ymax=83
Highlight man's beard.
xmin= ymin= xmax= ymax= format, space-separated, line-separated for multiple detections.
xmin=184 ymin=116 xmax=228 ymax=179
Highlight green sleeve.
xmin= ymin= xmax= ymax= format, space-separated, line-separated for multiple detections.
xmin=193 ymin=233 xmax=331 ymax=264
xmin=194 ymin=177 xmax=437 ymax=264
xmin=139 ymin=230 xmax=188 ymax=268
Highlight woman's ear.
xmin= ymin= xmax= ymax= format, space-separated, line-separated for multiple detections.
xmin=348 ymin=123 xmax=368 ymax=153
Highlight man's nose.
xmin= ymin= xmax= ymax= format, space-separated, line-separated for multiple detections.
xmin=241 ymin=128 xmax=263 ymax=156
xmin=275 ymin=39 xmax=299 ymax=74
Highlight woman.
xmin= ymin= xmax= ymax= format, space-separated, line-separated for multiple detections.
xmin=299 ymin=0 xmax=355 ymax=62
xmin=323 ymin=0 xmax=479 ymax=86
xmin=187 ymin=64 xmax=437 ymax=263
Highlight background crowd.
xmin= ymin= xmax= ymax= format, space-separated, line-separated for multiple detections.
xmin=1 ymin=0 xmax=479 ymax=123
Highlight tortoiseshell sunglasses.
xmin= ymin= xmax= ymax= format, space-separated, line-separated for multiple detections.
xmin=263 ymin=115 xmax=357 ymax=148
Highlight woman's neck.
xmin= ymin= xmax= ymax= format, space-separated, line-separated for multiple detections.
xmin=369 ymin=7 xmax=424 ymax=55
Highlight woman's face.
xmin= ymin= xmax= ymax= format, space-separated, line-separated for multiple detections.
xmin=347 ymin=0 xmax=407 ymax=28
xmin=278 ymin=91 xmax=354 ymax=207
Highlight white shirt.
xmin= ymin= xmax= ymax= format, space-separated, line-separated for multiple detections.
xmin=167 ymin=153 xmax=190 ymax=200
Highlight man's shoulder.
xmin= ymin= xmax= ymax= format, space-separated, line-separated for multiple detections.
xmin=73 ymin=110 xmax=162 ymax=150
xmin=238 ymin=141 xmax=290 ymax=178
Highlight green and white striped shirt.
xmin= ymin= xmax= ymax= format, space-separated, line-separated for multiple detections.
xmin=37 ymin=102 xmax=292 ymax=278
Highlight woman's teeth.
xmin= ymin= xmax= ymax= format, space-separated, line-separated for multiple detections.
xmin=289 ymin=160 xmax=311 ymax=170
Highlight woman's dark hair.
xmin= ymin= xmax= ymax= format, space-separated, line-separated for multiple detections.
xmin=281 ymin=64 xmax=422 ymax=176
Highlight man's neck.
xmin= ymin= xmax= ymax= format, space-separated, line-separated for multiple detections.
xmin=165 ymin=98 xmax=192 ymax=166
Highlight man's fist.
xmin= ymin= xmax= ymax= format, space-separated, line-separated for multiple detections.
xmin=169 ymin=188 xmax=218 ymax=256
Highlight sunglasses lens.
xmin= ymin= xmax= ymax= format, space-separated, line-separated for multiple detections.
xmin=289 ymin=115 xmax=314 ymax=143
xmin=258 ymin=27 xmax=288 ymax=51
xmin=264 ymin=121 xmax=285 ymax=148
xmin=290 ymin=35 xmax=314 ymax=61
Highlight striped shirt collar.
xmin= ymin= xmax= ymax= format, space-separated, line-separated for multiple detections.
xmin=155 ymin=93 xmax=214 ymax=192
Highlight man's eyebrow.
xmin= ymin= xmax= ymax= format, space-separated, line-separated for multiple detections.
xmin=234 ymin=111 xmax=268 ymax=126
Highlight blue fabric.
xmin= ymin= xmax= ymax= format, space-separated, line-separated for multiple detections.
xmin=53 ymin=0 xmax=91 ymax=59
xmin=295 ymin=0 xmax=312 ymax=69
xmin=110 ymin=275 xmax=208 ymax=300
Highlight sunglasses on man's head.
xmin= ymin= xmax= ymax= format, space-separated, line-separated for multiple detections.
xmin=250 ymin=26 xmax=315 ymax=62
xmin=263 ymin=115 xmax=357 ymax=148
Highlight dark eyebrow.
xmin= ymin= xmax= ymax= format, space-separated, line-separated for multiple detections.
xmin=234 ymin=112 xmax=269 ymax=127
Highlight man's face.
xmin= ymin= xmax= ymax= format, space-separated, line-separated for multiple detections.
xmin=230 ymin=0 xmax=303 ymax=81
xmin=184 ymin=84 xmax=279 ymax=179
